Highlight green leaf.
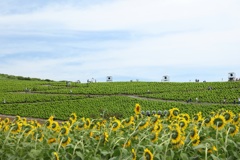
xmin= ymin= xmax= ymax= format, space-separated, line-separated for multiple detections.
xmin=210 ymin=154 xmax=220 ymax=160
xmin=180 ymin=153 xmax=189 ymax=160
xmin=76 ymin=151 xmax=84 ymax=159
xmin=193 ymin=144 xmax=206 ymax=150
xmin=101 ymin=150 xmax=111 ymax=156
xmin=28 ymin=149 xmax=41 ymax=158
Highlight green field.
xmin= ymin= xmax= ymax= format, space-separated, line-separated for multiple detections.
xmin=0 ymin=74 xmax=240 ymax=159
xmin=0 ymin=73 xmax=239 ymax=120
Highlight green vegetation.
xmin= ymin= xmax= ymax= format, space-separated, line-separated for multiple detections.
xmin=0 ymin=73 xmax=240 ymax=120
xmin=0 ymin=74 xmax=239 ymax=159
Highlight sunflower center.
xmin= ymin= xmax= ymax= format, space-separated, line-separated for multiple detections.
xmin=172 ymin=130 xmax=178 ymax=139
xmin=214 ymin=118 xmax=223 ymax=127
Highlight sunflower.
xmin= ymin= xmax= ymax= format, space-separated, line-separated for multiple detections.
xmin=223 ymin=110 xmax=234 ymax=123
xmin=49 ymin=115 xmax=54 ymax=121
xmin=53 ymin=152 xmax=59 ymax=160
xmin=14 ymin=115 xmax=22 ymax=122
xmin=193 ymin=112 xmax=203 ymax=123
xmin=60 ymin=126 xmax=69 ymax=135
xmin=150 ymin=132 xmax=159 ymax=143
xmin=4 ymin=118 xmax=10 ymax=125
xmin=134 ymin=103 xmax=141 ymax=115
xmin=51 ymin=121 xmax=59 ymax=131
xmin=204 ymin=116 xmax=212 ymax=127
xmin=144 ymin=148 xmax=153 ymax=160
xmin=45 ymin=119 xmax=53 ymax=129
xmin=182 ymin=113 xmax=191 ymax=123
xmin=138 ymin=118 xmax=150 ymax=130
xmin=152 ymin=122 xmax=162 ymax=133
xmin=190 ymin=126 xmax=199 ymax=141
xmin=232 ymin=113 xmax=239 ymax=125
xmin=23 ymin=124 xmax=33 ymax=135
xmin=84 ymin=118 xmax=91 ymax=129
xmin=48 ymin=138 xmax=56 ymax=144
xmin=178 ymin=118 xmax=188 ymax=131
xmin=211 ymin=114 xmax=226 ymax=130
xmin=111 ymin=119 xmax=121 ymax=131
xmin=70 ymin=113 xmax=77 ymax=122
xmin=76 ymin=121 xmax=85 ymax=130
xmin=229 ymin=124 xmax=239 ymax=137
xmin=123 ymin=139 xmax=131 ymax=148
xmin=150 ymin=115 xmax=160 ymax=126
xmin=11 ymin=122 xmax=22 ymax=134
xmin=61 ymin=136 xmax=71 ymax=147
xmin=172 ymin=136 xmax=185 ymax=148
xmin=33 ymin=131 xmax=44 ymax=142
xmin=131 ymin=149 xmax=137 ymax=160
xmin=170 ymin=108 xmax=180 ymax=118
xmin=101 ymin=132 xmax=108 ymax=144
xmin=171 ymin=127 xmax=182 ymax=144
xmin=89 ymin=131 xmax=94 ymax=138
xmin=192 ymin=138 xmax=200 ymax=146
xmin=208 ymin=146 xmax=218 ymax=153
xmin=124 ymin=116 xmax=134 ymax=127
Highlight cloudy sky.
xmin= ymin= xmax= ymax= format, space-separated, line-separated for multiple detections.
xmin=0 ymin=0 xmax=239 ymax=82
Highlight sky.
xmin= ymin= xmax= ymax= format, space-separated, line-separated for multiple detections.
xmin=0 ymin=0 xmax=239 ymax=82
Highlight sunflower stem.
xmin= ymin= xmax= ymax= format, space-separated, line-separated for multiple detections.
xmin=205 ymin=143 xmax=208 ymax=160
xmin=57 ymin=138 xmax=64 ymax=152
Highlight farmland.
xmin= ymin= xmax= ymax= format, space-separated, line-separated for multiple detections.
xmin=0 ymin=74 xmax=239 ymax=120
xmin=0 ymin=74 xmax=240 ymax=159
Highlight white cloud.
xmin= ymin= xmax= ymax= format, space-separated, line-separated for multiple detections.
xmin=0 ymin=0 xmax=240 ymax=81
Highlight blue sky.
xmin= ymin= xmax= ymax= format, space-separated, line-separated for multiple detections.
xmin=0 ymin=0 xmax=239 ymax=82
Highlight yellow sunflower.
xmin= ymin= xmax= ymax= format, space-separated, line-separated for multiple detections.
xmin=11 ymin=122 xmax=21 ymax=134
xmin=193 ymin=112 xmax=203 ymax=123
xmin=49 ymin=115 xmax=54 ymax=121
xmin=138 ymin=118 xmax=150 ymax=130
xmin=223 ymin=110 xmax=234 ymax=123
xmin=182 ymin=113 xmax=191 ymax=123
xmin=70 ymin=113 xmax=77 ymax=122
xmin=178 ymin=118 xmax=188 ymax=131
xmin=4 ymin=118 xmax=10 ymax=125
xmin=150 ymin=115 xmax=159 ymax=126
xmin=211 ymin=114 xmax=226 ymax=130
xmin=204 ymin=116 xmax=212 ymax=127
xmin=232 ymin=113 xmax=239 ymax=125
xmin=60 ymin=126 xmax=69 ymax=135
xmin=131 ymin=148 xmax=137 ymax=160
xmin=48 ymin=138 xmax=56 ymax=144
xmin=45 ymin=119 xmax=53 ymax=129
xmin=152 ymin=122 xmax=162 ymax=133
xmin=150 ymin=132 xmax=159 ymax=143
xmin=51 ymin=121 xmax=59 ymax=131
xmin=172 ymin=136 xmax=185 ymax=148
xmin=123 ymin=139 xmax=131 ymax=148
xmin=101 ymin=132 xmax=108 ymax=144
xmin=111 ymin=119 xmax=121 ymax=131
xmin=134 ymin=103 xmax=141 ymax=115
xmin=190 ymin=126 xmax=199 ymax=141
xmin=171 ymin=127 xmax=182 ymax=144
xmin=144 ymin=148 xmax=153 ymax=160
xmin=61 ymin=136 xmax=71 ymax=147
xmin=53 ymin=152 xmax=59 ymax=160
xmin=23 ymin=124 xmax=33 ymax=135
xmin=229 ymin=124 xmax=239 ymax=137
xmin=84 ymin=118 xmax=91 ymax=129
xmin=123 ymin=116 xmax=134 ymax=127
xmin=170 ymin=108 xmax=180 ymax=118
xmin=192 ymin=138 xmax=200 ymax=146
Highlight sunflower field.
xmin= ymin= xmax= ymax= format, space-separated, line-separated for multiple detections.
xmin=0 ymin=104 xmax=239 ymax=160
